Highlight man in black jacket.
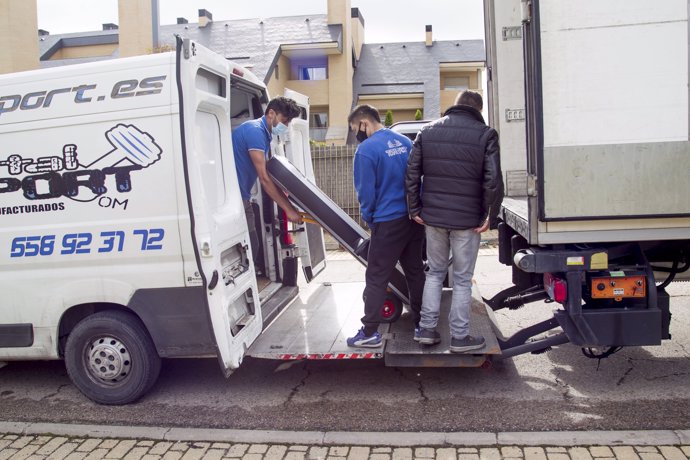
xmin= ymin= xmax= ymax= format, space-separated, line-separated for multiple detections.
xmin=405 ymin=90 xmax=504 ymax=352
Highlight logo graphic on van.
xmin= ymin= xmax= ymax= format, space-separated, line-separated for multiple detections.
xmin=0 ymin=123 xmax=162 ymax=203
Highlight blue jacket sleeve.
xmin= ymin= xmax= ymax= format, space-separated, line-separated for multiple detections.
xmin=353 ymin=151 xmax=377 ymax=226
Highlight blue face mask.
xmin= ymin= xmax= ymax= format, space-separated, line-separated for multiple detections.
xmin=272 ymin=121 xmax=289 ymax=138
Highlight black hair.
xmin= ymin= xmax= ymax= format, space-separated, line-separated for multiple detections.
xmin=347 ymin=104 xmax=382 ymax=125
xmin=265 ymin=96 xmax=301 ymax=121
xmin=455 ymin=90 xmax=483 ymax=111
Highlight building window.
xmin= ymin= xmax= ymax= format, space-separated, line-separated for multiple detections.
xmin=299 ymin=65 xmax=328 ymax=80
xmin=309 ymin=111 xmax=328 ymax=142
xmin=443 ymin=76 xmax=470 ymax=90
xmin=310 ymin=112 xmax=328 ymax=128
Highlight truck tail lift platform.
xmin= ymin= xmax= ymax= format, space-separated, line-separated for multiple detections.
xmin=251 ymin=155 xmax=545 ymax=367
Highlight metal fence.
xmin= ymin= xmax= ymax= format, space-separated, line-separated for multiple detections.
xmin=310 ymin=145 xmax=365 ymax=228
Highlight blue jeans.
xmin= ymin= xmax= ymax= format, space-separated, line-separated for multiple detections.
xmin=420 ymin=225 xmax=481 ymax=339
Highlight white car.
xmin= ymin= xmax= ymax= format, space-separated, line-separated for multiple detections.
xmin=389 ymin=120 xmax=432 ymax=142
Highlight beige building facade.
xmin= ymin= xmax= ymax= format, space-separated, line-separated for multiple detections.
xmin=0 ymin=0 xmax=40 ymax=73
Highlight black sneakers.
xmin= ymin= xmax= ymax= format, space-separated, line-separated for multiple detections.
xmin=418 ymin=328 xmax=441 ymax=345
xmin=450 ymin=335 xmax=485 ymax=353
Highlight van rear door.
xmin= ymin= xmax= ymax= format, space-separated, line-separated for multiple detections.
xmin=282 ymin=89 xmax=327 ymax=282
xmin=176 ymin=38 xmax=262 ymax=374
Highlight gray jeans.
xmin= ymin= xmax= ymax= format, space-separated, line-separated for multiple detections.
xmin=420 ymin=225 xmax=481 ymax=339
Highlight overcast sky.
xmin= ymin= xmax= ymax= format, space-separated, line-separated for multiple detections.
xmin=36 ymin=0 xmax=485 ymax=43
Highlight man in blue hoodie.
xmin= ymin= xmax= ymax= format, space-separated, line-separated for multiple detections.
xmin=346 ymin=105 xmax=425 ymax=348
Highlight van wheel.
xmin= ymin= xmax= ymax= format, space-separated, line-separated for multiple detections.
xmin=380 ymin=294 xmax=403 ymax=323
xmin=64 ymin=310 xmax=161 ymax=405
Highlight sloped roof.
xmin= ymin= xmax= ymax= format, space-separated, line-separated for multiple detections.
xmin=39 ymin=29 xmax=120 ymax=65
xmin=157 ymin=14 xmax=341 ymax=82
xmin=354 ymin=40 xmax=485 ymax=118
xmin=39 ymin=14 xmax=341 ymax=81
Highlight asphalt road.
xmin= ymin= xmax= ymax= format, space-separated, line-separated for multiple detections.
xmin=1 ymin=248 xmax=689 ymax=432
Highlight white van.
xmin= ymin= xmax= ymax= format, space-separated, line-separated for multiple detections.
xmin=0 ymin=38 xmax=325 ymax=404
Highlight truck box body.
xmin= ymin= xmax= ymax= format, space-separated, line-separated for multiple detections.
xmin=485 ymin=0 xmax=690 ymax=245
xmin=483 ymin=0 xmax=690 ymax=350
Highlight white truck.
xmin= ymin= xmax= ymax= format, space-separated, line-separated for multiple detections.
xmin=483 ymin=0 xmax=690 ymax=356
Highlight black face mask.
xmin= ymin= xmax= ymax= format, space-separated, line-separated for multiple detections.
xmin=355 ymin=123 xmax=369 ymax=143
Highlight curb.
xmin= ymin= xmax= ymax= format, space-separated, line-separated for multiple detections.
xmin=1 ymin=422 xmax=688 ymax=447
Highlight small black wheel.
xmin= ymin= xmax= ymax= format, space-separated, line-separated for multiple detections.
xmin=379 ymin=293 xmax=403 ymax=323
xmin=64 ymin=310 xmax=161 ymax=405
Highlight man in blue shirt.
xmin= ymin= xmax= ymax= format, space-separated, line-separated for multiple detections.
xmin=233 ymin=97 xmax=303 ymax=268
xmin=346 ymin=105 xmax=425 ymax=348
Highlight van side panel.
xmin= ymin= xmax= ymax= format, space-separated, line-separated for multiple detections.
xmin=127 ymin=287 xmax=215 ymax=357
xmin=0 ymin=54 xmax=198 ymax=359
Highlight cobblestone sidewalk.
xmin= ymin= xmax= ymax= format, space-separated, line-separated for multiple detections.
xmin=1 ymin=433 xmax=690 ymax=460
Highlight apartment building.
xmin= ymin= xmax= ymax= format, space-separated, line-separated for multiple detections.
xmin=2 ymin=0 xmax=486 ymax=145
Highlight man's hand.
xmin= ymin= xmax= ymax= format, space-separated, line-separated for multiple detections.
xmin=286 ymin=207 xmax=303 ymax=224
xmin=412 ymin=214 xmax=425 ymax=225
xmin=473 ymin=219 xmax=489 ymax=233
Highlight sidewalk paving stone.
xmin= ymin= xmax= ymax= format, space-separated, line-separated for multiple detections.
xmin=479 ymin=448 xmax=502 ymax=460
xmin=77 ymin=439 xmax=104 ymax=452
xmin=457 ymin=454 xmax=480 ymax=460
xmin=611 ymin=447 xmax=639 ymax=460
xmin=265 ymin=445 xmax=288 ymax=460
xmin=203 ymin=449 xmax=226 ymax=460
xmin=546 ymin=454 xmax=570 ymax=460
xmin=590 ymin=447 xmax=614 ymax=458
xmin=435 ymin=447 xmax=456 ymax=460
xmin=502 ymin=447 xmax=524 ymax=458
xmin=329 ymin=447 xmax=349 ymax=457
xmin=638 ymin=454 xmax=664 ymax=460
xmin=48 ymin=442 xmax=81 ymax=460
xmin=37 ymin=437 xmax=69 ymax=455
xmin=524 ymin=447 xmax=547 ymax=460
xmin=414 ymin=447 xmax=435 ymax=458
xmin=248 ymin=445 xmax=269 ymax=454
xmin=369 ymin=454 xmax=391 ymax=460
xmin=347 ymin=447 xmax=370 ymax=460
xmin=150 ymin=442 xmax=174 ymax=455
xmin=10 ymin=436 xmax=35 ymax=449
xmin=392 ymin=447 xmax=412 ymax=460
xmin=658 ymin=446 xmax=687 ymax=460
xmin=569 ymin=447 xmax=593 ymax=460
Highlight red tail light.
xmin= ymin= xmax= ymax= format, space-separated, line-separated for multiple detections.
xmin=280 ymin=210 xmax=293 ymax=246
xmin=544 ymin=273 xmax=567 ymax=304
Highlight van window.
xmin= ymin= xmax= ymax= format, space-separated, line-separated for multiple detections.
xmin=196 ymin=68 xmax=227 ymax=98
xmin=195 ymin=112 xmax=226 ymax=210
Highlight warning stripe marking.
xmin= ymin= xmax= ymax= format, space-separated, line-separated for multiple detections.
xmin=278 ymin=352 xmax=381 ymax=360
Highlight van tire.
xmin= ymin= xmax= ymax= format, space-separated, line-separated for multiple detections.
xmin=64 ymin=310 xmax=161 ymax=405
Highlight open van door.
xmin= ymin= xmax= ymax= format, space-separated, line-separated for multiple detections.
xmin=282 ymin=88 xmax=327 ymax=282
xmin=176 ymin=37 xmax=262 ymax=375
